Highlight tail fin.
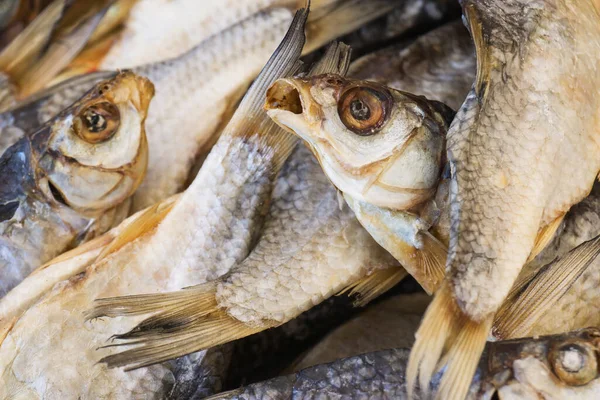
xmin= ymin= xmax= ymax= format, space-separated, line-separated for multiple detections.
xmin=494 ymin=234 xmax=600 ymax=339
xmin=88 ymin=283 xmax=274 ymax=370
xmin=407 ymin=282 xmax=492 ymax=400
xmin=17 ymin=3 xmax=112 ymax=97
xmin=0 ymin=0 xmax=66 ymax=77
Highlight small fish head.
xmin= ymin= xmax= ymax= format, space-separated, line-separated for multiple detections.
xmin=34 ymin=71 xmax=155 ymax=216
xmin=265 ymin=74 xmax=448 ymax=210
xmin=476 ymin=328 xmax=600 ymax=399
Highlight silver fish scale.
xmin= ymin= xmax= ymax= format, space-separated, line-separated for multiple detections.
xmin=159 ymin=135 xmax=281 ymax=290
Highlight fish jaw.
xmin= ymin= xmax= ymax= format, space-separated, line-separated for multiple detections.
xmin=446 ymin=0 xmax=600 ymax=321
xmin=266 ymin=75 xmax=447 ymax=211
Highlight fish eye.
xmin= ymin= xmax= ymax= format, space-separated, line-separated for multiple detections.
xmin=74 ymin=102 xmax=120 ymax=144
xmin=337 ymin=86 xmax=392 ymax=136
xmin=550 ymin=340 xmax=599 ymax=386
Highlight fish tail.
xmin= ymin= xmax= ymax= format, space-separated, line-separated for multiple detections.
xmin=304 ymin=0 xmax=398 ymax=54
xmin=407 ymin=281 xmax=492 ymax=400
xmin=17 ymin=2 xmax=113 ymax=97
xmin=434 ymin=316 xmax=491 ymax=400
xmin=406 ymin=282 xmax=457 ymax=398
xmin=340 ymin=267 xmax=408 ymax=307
xmin=0 ymin=0 xmax=66 ymax=77
xmin=88 ymin=282 xmax=273 ymax=370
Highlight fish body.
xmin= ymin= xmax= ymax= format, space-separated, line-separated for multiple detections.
xmin=0 ymin=71 xmax=152 ymax=297
xmin=446 ymin=0 xmax=600 ymax=323
xmin=211 ymin=328 xmax=600 ymax=400
xmin=0 ymin=9 xmax=307 ymax=398
xmin=408 ymin=2 xmax=600 ymax=398
xmin=84 ymin=43 xmax=402 ymax=372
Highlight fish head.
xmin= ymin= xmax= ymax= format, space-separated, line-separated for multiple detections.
xmin=475 ymin=328 xmax=600 ymax=399
xmin=33 ymin=71 xmax=154 ymax=216
xmin=265 ymin=74 xmax=450 ymax=210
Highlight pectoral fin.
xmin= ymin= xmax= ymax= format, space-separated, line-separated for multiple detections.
xmin=340 ymin=267 xmax=408 ymax=307
xmin=494 ymin=234 xmax=600 ymax=339
xmin=96 ymin=195 xmax=179 ymax=261
xmin=344 ymin=196 xmax=447 ymax=294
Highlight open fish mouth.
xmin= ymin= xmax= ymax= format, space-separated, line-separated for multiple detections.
xmin=265 ymin=77 xmax=315 ymax=144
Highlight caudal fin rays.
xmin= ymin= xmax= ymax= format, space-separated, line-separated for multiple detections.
xmin=89 ymin=282 xmax=275 ymax=370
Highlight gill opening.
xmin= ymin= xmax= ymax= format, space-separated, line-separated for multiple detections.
xmin=48 ymin=180 xmax=68 ymax=206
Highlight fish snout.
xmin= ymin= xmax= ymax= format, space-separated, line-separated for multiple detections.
xmin=102 ymin=71 xmax=155 ymax=118
xmin=265 ymin=77 xmax=322 ymax=144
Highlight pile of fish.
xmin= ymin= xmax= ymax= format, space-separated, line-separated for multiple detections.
xmin=0 ymin=0 xmax=599 ymax=399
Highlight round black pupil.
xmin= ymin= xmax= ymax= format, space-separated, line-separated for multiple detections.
xmin=85 ymin=111 xmax=106 ymax=132
xmin=350 ymin=98 xmax=371 ymax=121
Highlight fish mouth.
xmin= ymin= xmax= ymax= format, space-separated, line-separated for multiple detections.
xmin=264 ymin=78 xmax=314 ymax=144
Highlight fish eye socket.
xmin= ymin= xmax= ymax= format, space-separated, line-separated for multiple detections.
xmin=550 ymin=341 xmax=599 ymax=386
xmin=75 ymin=102 xmax=120 ymax=144
xmin=338 ymin=86 xmax=392 ymax=136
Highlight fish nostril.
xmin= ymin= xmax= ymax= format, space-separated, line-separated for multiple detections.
xmin=265 ymin=81 xmax=303 ymax=114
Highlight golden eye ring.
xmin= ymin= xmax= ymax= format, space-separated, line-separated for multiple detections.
xmin=74 ymin=102 xmax=120 ymax=144
xmin=337 ymin=86 xmax=392 ymax=136
xmin=549 ymin=340 xmax=599 ymax=386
